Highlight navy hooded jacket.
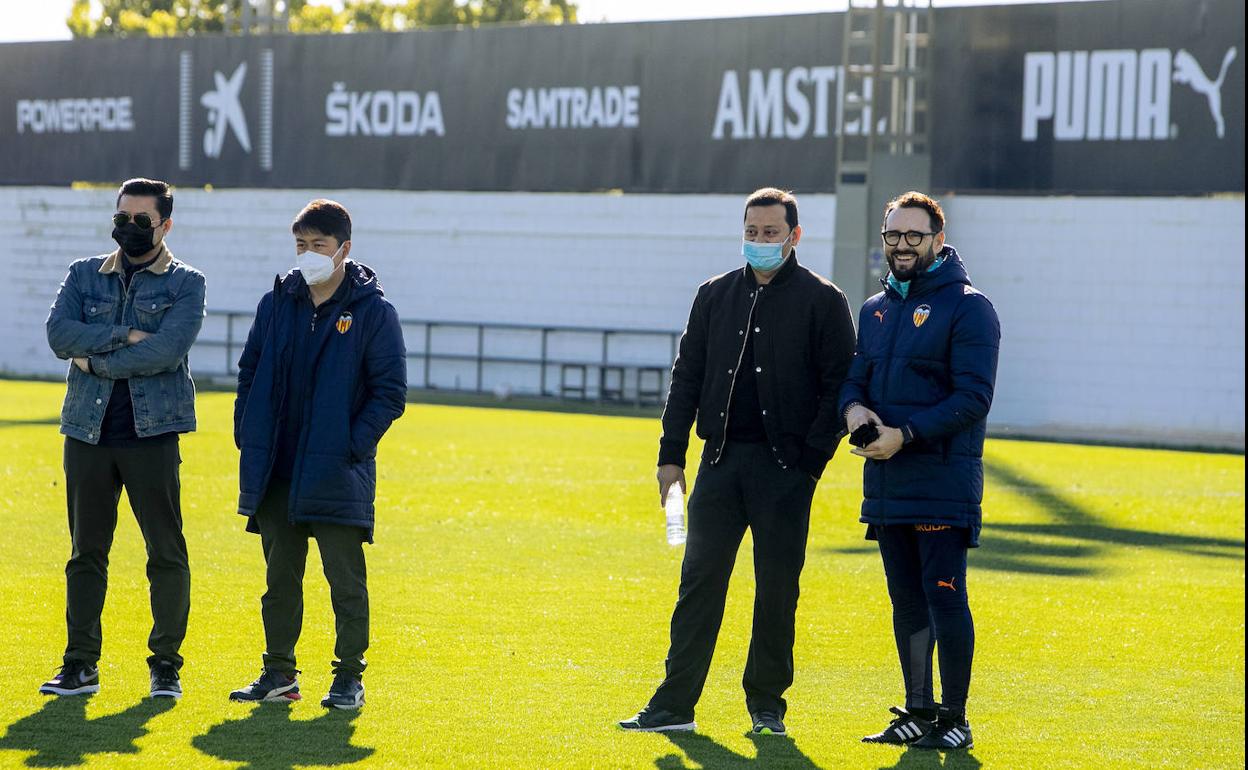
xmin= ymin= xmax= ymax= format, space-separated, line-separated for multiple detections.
xmin=838 ymin=246 xmax=1000 ymax=544
xmin=234 ymin=261 xmax=407 ymax=541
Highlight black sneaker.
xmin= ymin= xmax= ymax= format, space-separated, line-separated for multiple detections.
xmin=618 ymin=706 xmax=696 ymax=732
xmin=862 ymin=706 xmax=934 ymax=745
xmin=39 ymin=661 xmax=100 ymax=696
xmin=321 ymin=673 xmax=365 ymax=710
xmin=751 ymin=711 xmax=787 ymax=736
xmin=149 ymin=661 xmax=182 ymax=699
xmin=912 ymin=707 xmax=973 ymax=750
xmin=229 ymin=669 xmax=301 ymax=702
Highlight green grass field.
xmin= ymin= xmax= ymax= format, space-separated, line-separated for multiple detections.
xmin=0 ymin=380 xmax=1242 ymax=769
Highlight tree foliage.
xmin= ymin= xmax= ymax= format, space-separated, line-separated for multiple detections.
xmin=66 ymin=0 xmax=578 ymax=38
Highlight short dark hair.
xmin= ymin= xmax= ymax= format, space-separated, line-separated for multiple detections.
xmin=883 ymin=191 xmax=945 ymax=233
xmin=291 ymin=199 xmax=352 ymax=245
xmin=116 ymin=178 xmax=173 ymax=220
xmin=744 ymin=187 xmax=799 ymax=230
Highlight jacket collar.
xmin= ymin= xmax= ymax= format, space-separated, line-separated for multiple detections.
xmin=293 ymin=268 xmax=353 ymax=306
xmin=881 ymin=245 xmax=970 ymax=300
xmin=744 ymin=249 xmax=800 ymax=288
xmin=279 ymin=259 xmax=373 ymax=305
xmin=99 ymin=242 xmax=173 ymax=276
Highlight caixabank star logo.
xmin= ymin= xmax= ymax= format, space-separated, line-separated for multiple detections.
xmin=177 ymin=48 xmax=274 ymax=173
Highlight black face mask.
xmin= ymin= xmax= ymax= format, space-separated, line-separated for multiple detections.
xmin=111 ymin=223 xmax=159 ymax=258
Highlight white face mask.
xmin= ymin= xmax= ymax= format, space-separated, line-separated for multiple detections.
xmin=295 ymin=244 xmax=341 ymax=285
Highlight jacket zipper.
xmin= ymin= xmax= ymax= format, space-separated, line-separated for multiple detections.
xmin=880 ymin=292 xmax=909 ymax=404
xmin=288 ymin=290 xmax=354 ymax=514
xmin=713 ymin=286 xmax=761 ymax=464
xmin=875 ymin=288 xmax=906 ymax=491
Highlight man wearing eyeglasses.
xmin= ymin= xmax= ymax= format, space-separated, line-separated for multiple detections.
xmin=839 ymin=191 xmax=999 ymax=751
xmin=42 ymin=178 xmax=205 ymax=700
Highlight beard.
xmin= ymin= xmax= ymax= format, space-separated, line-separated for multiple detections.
xmin=887 ymin=243 xmax=937 ymax=282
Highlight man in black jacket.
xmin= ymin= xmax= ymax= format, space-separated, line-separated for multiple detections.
xmin=620 ymin=188 xmax=856 ymax=735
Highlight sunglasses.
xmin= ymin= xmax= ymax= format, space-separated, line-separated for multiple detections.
xmin=113 ymin=212 xmax=163 ymax=230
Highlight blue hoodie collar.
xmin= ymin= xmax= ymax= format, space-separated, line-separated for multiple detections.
xmin=280 ymin=259 xmax=384 ymax=305
xmin=887 ymin=254 xmax=944 ymax=299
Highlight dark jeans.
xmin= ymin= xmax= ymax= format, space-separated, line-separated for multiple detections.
xmin=875 ymin=524 xmax=974 ymax=715
xmin=62 ymin=436 xmax=190 ymax=669
xmin=649 ymin=441 xmax=817 ymax=718
xmin=254 ymin=480 xmax=369 ymax=678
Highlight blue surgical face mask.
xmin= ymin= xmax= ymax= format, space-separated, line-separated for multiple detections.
xmin=742 ymin=233 xmax=791 ymax=272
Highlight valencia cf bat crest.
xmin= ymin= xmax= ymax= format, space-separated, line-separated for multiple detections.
xmin=913 ymin=305 xmax=931 ymax=328
xmin=336 ymin=312 xmax=353 ymax=334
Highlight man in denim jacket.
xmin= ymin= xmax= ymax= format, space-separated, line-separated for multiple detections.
xmin=42 ymin=178 xmax=206 ymax=701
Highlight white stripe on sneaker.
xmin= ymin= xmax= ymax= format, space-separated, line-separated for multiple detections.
xmin=945 ymin=728 xmax=964 ymax=745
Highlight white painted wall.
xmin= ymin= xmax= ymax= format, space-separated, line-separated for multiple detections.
xmin=941 ymin=194 xmax=1245 ymax=449
xmin=2 ymin=186 xmax=1242 ymax=449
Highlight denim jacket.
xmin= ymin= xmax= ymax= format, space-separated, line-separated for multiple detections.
xmin=46 ymin=244 xmax=206 ymax=444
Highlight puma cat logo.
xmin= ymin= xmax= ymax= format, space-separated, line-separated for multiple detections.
xmin=1173 ymin=48 xmax=1238 ymax=139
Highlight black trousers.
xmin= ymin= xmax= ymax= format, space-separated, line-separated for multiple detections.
xmin=253 ymin=480 xmax=369 ymax=678
xmin=875 ymin=524 xmax=974 ymax=715
xmin=62 ymin=436 xmax=190 ymax=668
xmin=649 ymin=441 xmax=817 ymax=718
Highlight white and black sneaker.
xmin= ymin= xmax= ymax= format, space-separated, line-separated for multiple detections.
xmin=912 ymin=707 xmax=973 ymax=750
xmin=149 ymin=661 xmax=182 ymax=699
xmin=618 ymin=706 xmax=696 ymax=732
xmin=861 ymin=706 xmax=933 ymax=745
xmin=229 ymin=669 xmax=301 ymax=702
xmin=39 ymin=661 xmax=100 ymax=696
xmin=320 ymin=673 xmax=365 ymax=710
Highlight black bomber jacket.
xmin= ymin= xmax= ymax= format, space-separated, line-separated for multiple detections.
xmin=657 ymin=252 xmax=857 ymax=478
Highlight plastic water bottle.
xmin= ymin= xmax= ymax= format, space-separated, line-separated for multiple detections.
xmin=664 ymin=485 xmax=686 ymax=546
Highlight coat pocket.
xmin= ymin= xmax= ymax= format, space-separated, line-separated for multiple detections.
xmin=133 ymin=294 xmax=174 ymax=332
xmin=83 ymin=297 xmax=115 ymax=324
xmin=905 ymin=358 xmax=950 ymax=403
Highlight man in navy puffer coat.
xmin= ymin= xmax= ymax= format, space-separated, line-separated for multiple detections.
xmin=839 ymin=192 xmax=999 ymax=751
xmin=230 ymin=199 xmax=406 ymax=711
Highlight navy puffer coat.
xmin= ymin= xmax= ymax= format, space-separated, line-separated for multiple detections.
xmin=838 ymin=246 xmax=1000 ymax=543
xmin=235 ymin=261 xmax=407 ymax=541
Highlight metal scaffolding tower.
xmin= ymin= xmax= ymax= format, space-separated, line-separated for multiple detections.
xmin=833 ymin=0 xmax=934 ymax=310
xmin=224 ymin=0 xmax=290 ymax=35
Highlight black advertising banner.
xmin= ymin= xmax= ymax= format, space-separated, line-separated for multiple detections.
xmin=933 ymin=0 xmax=1245 ymax=193
xmin=0 ymin=0 xmax=1242 ymax=194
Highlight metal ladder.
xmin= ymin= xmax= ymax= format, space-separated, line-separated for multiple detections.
xmin=836 ymin=0 xmax=933 ymax=184
xmin=832 ymin=0 xmax=934 ymax=309
xmin=224 ymin=0 xmax=290 ymax=35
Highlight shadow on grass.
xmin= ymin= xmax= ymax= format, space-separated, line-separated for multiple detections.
xmin=656 ymin=731 xmax=822 ymax=769
xmin=873 ymin=746 xmax=983 ymax=769
xmin=192 ymin=701 xmax=373 ymax=770
xmin=0 ymin=417 xmax=60 ymax=428
xmin=0 ymin=696 xmax=175 ymax=768
xmin=822 ymin=453 xmax=1244 ymax=577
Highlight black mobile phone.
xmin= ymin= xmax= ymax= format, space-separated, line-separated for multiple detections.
xmin=848 ymin=423 xmax=880 ymax=448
